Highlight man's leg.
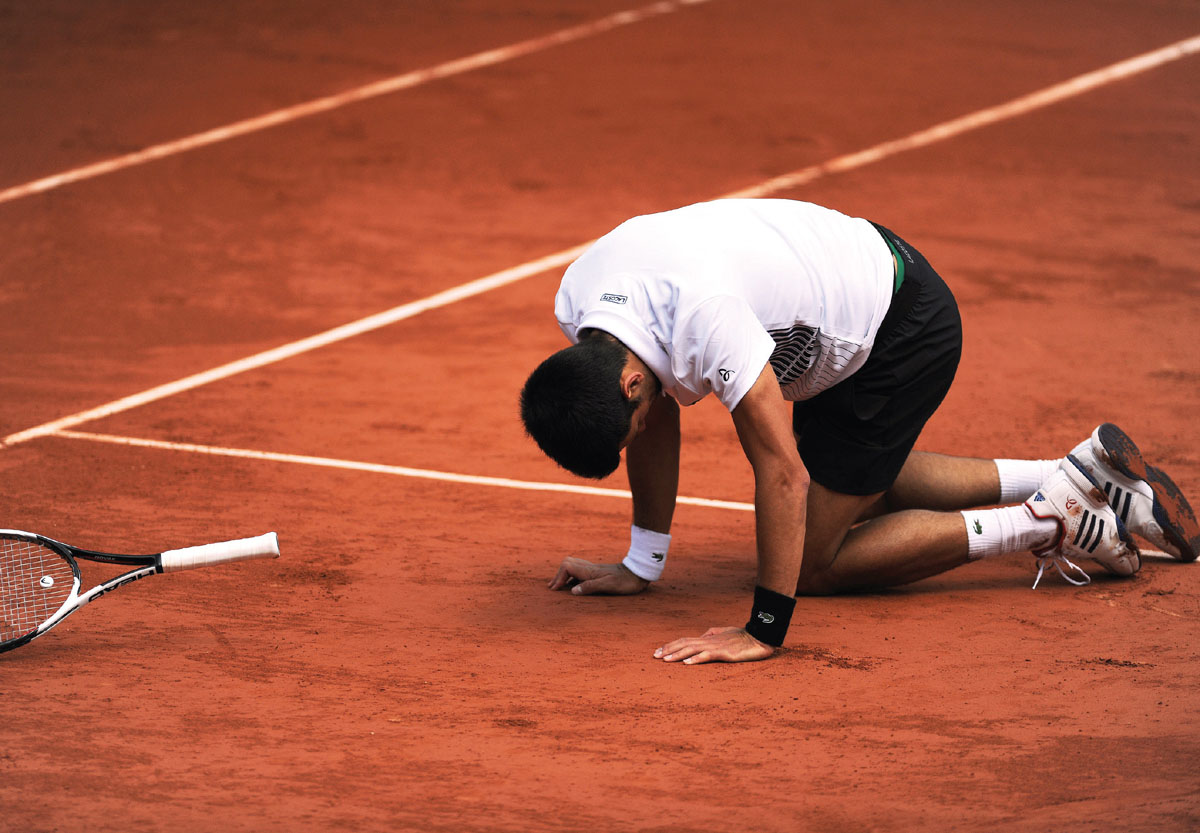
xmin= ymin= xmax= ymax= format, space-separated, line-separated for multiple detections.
xmin=866 ymin=434 xmax=1198 ymax=563
xmin=795 ymin=450 xmax=1007 ymax=593
xmin=796 ymin=482 xmax=970 ymax=595
xmin=796 ymin=448 xmax=1142 ymax=595
xmin=886 ymin=451 xmax=1001 ymax=509
xmin=853 ymin=451 xmax=1004 ymax=518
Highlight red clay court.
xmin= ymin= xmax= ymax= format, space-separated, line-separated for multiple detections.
xmin=2 ymin=2 xmax=1199 ymax=831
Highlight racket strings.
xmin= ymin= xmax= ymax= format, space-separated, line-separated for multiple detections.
xmin=1 ymin=537 xmax=75 ymax=642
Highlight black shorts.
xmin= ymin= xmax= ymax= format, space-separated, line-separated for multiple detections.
xmin=791 ymin=224 xmax=962 ymax=496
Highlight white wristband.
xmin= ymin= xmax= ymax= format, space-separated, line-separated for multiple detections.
xmin=622 ymin=524 xmax=671 ymax=581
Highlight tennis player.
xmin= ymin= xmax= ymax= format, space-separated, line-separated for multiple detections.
xmin=520 ymin=199 xmax=1198 ymax=665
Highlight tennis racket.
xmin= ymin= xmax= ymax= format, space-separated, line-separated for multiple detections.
xmin=0 ymin=529 xmax=280 ymax=654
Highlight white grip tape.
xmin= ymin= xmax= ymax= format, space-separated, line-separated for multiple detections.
xmin=621 ymin=524 xmax=670 ymax=581
xmin=160 ymin=532 xmax=279 ymax=573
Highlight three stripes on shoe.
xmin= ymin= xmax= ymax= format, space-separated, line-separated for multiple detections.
xmin=1072 ymin=509 xmax=1107 ymax=554
xmin=1030 ymin=487 xmax=1107 ymax=554
xmin=1103 ymin=482 xmax=1133 ymax=525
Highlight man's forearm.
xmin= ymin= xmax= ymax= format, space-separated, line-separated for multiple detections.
xmin=752 ymin=462 xmax=809 ymax=596
xmin=729 ymin=367 xmax=809 ymax=600
xmin=626 ymin=396 xmax=681 ymax=532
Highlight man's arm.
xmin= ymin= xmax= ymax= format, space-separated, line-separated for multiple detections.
xmin=547 ymin=394 xmax=680 ymax=595
xmin=655 ymin=364 xmax=809 ymax=664
xmin=626 ymin=393 xmax=681 ymax=534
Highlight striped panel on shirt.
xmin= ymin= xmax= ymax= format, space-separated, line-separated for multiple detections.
xmin=767 ymin=325 xmax=860 ymax=401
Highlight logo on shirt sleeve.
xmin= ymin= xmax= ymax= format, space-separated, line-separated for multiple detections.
xmin=718 ymin=368 xmax=735 ymax=382
xmin=600 ymin=293 xmax=628 ymax=305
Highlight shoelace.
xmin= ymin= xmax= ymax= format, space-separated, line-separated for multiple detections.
xmin=1032 ymin=554 xmax=1092 ymax=589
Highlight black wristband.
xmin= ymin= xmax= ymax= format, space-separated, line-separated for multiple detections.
xmin=744 ymin=585 xmax=796 ymax=647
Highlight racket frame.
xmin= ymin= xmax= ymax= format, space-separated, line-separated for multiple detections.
xmin=0 ymin=529 xmax=276 ymax=654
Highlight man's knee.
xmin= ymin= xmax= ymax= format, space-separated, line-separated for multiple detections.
xmin=795 ymin=536 xmax=851 ymax=596
xmin=794 ymin=561 xmax=846 ymax=596
xmin=795 ymin=484 xmax=882 ymax=596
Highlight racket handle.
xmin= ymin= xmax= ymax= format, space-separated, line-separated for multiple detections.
xmin=160 ymin=532 xmax=280 ymax=573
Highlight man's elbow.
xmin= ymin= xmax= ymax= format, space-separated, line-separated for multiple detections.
xmin=760 ymin=455 xmax=809 ymax=495
xmin=787 ymin=463 xmax=811 ymax=495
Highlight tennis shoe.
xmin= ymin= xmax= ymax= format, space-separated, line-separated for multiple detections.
xmin=1068 ymin=423 xmax=1198 ymax=562
xmin=1025 ymin=454 xmax=1140 ymax=588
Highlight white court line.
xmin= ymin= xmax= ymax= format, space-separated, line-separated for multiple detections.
xmin=0 ymin=0 xmax=715 ymax=206
xmin=3 ymin=244 xmax=589 ymax=446
xmin=724 ymin=33 xmax=1200 ymax=199
xmin=54 ymin=430 xmax=755 ymax=512
xmin=4 ymin=32 xmax=1199 ymax=450
xmin=43 ymin=433 xmax=1198 ymax=562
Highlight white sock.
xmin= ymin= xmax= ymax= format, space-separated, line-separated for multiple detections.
xmin=963 ymin=505 xmax=1059 ymax=560
xmin=994 ymin=458 xmax=1061 ymax=504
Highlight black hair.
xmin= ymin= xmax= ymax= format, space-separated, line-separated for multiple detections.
xmin=519 ymin=330 xmax=637 ymax=479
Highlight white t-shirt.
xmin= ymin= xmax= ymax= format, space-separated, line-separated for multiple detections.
xmin=555 ymin=199 xmax=895 ymax=411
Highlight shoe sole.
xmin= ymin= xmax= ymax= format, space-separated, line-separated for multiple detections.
xmin=1096 ymin=423 xmax=1199 ymax=562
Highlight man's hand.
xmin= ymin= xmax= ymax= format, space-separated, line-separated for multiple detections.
xmin=548 ymin=558 xmax=649 ymax=596
xmin=654 ymin=626 xmax=775 ymax=664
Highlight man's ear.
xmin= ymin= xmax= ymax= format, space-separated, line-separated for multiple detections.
xmin=618 ymin=355 xmax=647 ymax=403
xmin=619 ymin=367 xmax=643 ymax=403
